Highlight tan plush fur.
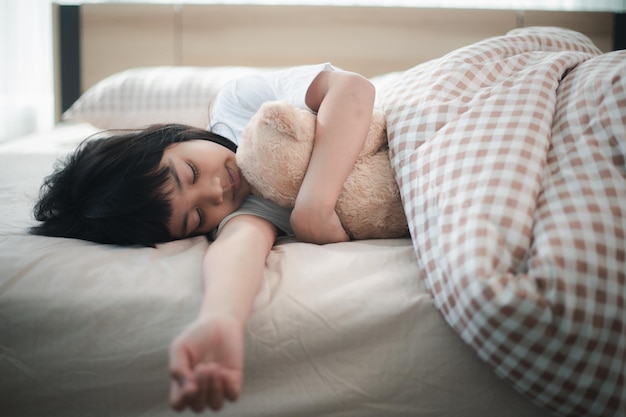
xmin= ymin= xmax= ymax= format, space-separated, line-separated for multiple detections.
xmin=237 ymin=101 xmax=408 ymax=240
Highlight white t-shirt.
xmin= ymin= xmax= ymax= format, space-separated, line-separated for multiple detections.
xmin=209 ymin=63 xmax=336 ymax=144
xmin=209 ymin=63 xmax=337 ymax=238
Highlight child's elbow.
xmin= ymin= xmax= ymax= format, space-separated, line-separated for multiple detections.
xmin=349 ymin=73 xmax=376 ymax=108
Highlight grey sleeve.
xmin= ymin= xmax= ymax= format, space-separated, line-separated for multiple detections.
xmin=211 ymin=195 xmax=294 ymax=239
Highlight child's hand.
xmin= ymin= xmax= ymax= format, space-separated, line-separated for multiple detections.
xmin=290 ymin=198 xmax=349 ymax=244
xmin=169 ymin=313 xmax=244 ymax=412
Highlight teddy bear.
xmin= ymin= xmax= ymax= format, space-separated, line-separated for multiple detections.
xmin=236 ymin=101 xmax=409 ymax=240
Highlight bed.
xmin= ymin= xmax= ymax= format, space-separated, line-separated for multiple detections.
xmin=1 ymin=4 xmax=624 ymax=417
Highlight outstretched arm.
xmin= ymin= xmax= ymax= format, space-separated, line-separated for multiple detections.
xmin=290 ymin=70 xmax=376 ymax=244
xmin=169 ymin=214 xmax=277 ymax=412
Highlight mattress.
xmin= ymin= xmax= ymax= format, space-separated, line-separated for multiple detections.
xmin=0 ymin=123 xmax=553 ymax=416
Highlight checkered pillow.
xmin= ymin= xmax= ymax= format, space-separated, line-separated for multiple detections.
xmin=63 ymin=66 xmax=278 ymax=129
xmin=382 ymin=27 xmax=625 ymax=416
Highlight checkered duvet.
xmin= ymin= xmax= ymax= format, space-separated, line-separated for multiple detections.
xmin=382 ymin=27 xmax=625 ymax=416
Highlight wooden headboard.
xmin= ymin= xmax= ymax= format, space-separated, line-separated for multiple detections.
xmin=53 ymin=3 xmax=617 ymax=120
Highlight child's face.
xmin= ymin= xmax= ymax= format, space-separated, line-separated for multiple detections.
xmin=160 ymin=140 xmax=251 ymax=239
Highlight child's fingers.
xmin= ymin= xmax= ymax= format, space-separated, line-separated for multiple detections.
xmin=222 ymin=369 xmax=241 ymax=402
xmin=168 ymin=341 xmax=195 ymax=391
xmin=190 ymin=369 xmax=208 ymax=413
xmin=169 ymin=380 xmax=185 ymax=411
xmin=206 ymin=366 xmax=226 ymax=411
xmin=187 ymin=364 xmax=239 ymax=411
xmin=169 ymin=366 xmax=195 ymax=411
xmin=193 ymin=363 xmax=225 ymax=411
xmin=169 ymin=375 xmax=197 ymax=411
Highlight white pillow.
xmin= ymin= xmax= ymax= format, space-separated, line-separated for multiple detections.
xmin=64 ymin=66 xmax=402 ymax=130
xmin=62 ymin=66 xmax=279 ymax=129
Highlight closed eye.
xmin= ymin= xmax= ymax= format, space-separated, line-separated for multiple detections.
xmin=196 ymin=207 xmax=204 ymax=231
xmin=188 ymin=162 xmax=198 ymax=184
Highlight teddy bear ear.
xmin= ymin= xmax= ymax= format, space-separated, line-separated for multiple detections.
xmin=258 ymin=101 xmax=315 ymax=141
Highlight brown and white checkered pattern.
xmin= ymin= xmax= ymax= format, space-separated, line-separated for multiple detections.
xmin=382 ymin=27 xmax=626 ymax=416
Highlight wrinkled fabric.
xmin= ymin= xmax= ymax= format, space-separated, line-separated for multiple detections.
xmin=383 ymin=27 xmax=626 ymax=417
xmin=0 ymin=123 xmax=555 ymax=416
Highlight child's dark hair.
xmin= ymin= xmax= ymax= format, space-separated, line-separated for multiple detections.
xmin=30 ymin=124 xmax=236 ymax=247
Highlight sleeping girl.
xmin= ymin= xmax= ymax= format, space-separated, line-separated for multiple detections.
xmin=31 ymin=63 xmax=376 ymax=412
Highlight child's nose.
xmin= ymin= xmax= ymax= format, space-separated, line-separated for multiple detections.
xmin=201 ymin=176 xmax=223 ymax=205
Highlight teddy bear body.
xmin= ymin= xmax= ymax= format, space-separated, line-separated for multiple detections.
xmin=236 ymin=101 xmax=408 ymax=240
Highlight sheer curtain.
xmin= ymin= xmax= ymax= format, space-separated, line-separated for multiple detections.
xmin=0 ymin=0 xmax=53 ymax=142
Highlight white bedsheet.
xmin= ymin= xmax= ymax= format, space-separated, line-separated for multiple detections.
xmin=0 ymin=123 xmax=556 ymax=416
